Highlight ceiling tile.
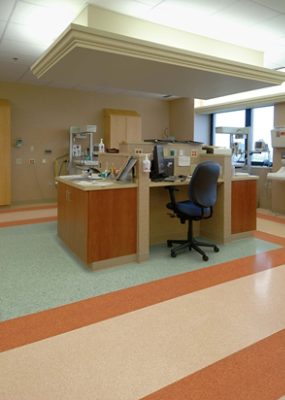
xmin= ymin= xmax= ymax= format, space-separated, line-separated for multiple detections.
xmin=212 ymin=0 xmax=279 ymax=27
xmin=87 ymin=0 xmax=150 ymax=15
xmin=9 ymin=0 xmax=84 ymax=46
xmin=11 ymin=0 xmax=85 ymax=24
xmin=0 ymin=39 xmax=42 ymax=57
xmin=25 ymin=0 xmax=86 ymax=7
xmin=11 ymin=1 xmax=47 ymax=25
xmin=0 ymin=20 xmax=6 ymax=36
xmin=164 ymin=0 xmax=238 ymax=17
xmin=258 ymin=14 xmax=285 ymax=36
xmin=0 ymin=50 xmax=37 ymax=65
xmin=4 ymin=22 xmax=53 ymax=48
xmin=0 ymin=0 xmax=17 ymax=21
xmin=252 ymin=0 xmax=285 ymax=13
xmin=136 ymin=0 xmax=163 ymax=6
xmin=192 ymin=0 xmax=281 ymax=50
xmin=0 ymin=61 xmax=29 ymax=81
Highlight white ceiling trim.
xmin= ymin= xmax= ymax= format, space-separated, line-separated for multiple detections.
xmin=31 ymin=23 xmax=285 ymax=86
xmin=195 ymin=92 xmax=285 ymax=114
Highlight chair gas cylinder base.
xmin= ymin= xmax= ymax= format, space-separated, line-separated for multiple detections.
xmin=166 ymin=225 xmax=219 ymax=261
xmin=166 ymin=161 xmax=220 ymax=262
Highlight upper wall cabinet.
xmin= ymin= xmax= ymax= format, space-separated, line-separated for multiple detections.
xmin=0 ymin=100 xmax=11 ymax=205
xmin=103 ymin=109 xmax=142 ymax=149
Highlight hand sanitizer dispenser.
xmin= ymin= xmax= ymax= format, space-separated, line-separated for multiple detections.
xmin=143 ymin=154 xmax=151 ymax=173
xmin=98 ymin=138 xmax=105 ymax=153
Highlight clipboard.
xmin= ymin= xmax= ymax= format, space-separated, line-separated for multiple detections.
xmin=116 ymin=156 xmax=137 ymax=181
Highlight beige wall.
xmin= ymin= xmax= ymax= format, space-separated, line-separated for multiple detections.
xmin=271 ymin=102 xmax=285 ymax=214
xmin=273 ymin=102 xmax=285 ymax=170
xmin=169 ymin=98 xmax=194 ymax=140
xmin=0 ymin=82 xmax=169 ymax=204
xmin=194 ymin=113 xmax=210 ymax=144
xmin=274 ymin=102 xmax=285 ymax=128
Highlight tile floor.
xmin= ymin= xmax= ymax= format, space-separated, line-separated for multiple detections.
xmin=0 ymin=206 xmax=284 ymax=399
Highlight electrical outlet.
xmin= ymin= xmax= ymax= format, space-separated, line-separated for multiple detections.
xmin=16 ymin=158 xmax=22 ymax=165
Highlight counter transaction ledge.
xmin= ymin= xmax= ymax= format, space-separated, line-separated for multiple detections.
xmin=56 ymin=145 xmax=258 ymax=271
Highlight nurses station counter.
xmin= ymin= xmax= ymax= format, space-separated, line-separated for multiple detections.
xmin=56 ymin=152 xmax=258 ymax=270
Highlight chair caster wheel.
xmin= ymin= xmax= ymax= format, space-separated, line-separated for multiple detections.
xmin=171 ymin=251 xmax=177 ymax=258
xmin=167 ymin=240 xmax=172 ymax=248
xmin=202 ymin=255 xmax=209 ymax=261
xmin=214 ymin=246 xmax=219 ymax=253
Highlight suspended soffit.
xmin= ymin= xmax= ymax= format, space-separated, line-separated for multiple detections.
xmin=31 ymin=24 xmax=285 ymax=99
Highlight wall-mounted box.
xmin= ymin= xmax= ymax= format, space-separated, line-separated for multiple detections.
xmin=271 ymin=128 xmax=285 ymax=148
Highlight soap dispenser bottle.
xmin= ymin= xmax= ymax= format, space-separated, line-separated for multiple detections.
xmin=98 ymin=138 xmax=105 ymax=153
xmin=143 ymin=153 xmax=151 ymax=173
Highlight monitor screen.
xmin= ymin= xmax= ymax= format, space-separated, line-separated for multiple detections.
xmin=254 ymin=140 xmax=265 ymax=152
xmin=150 ymin=144 xmax=165 ymax=180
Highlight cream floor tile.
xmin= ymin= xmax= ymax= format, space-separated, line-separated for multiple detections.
xmin=1 ymin=266 xmax=285 ymax=400
xmin=257 ymin=218 xmax=285 ymax=237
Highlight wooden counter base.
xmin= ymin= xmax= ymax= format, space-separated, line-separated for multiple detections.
xmin=90 ymin=254 xmax=137 ymax=271
xmin=231 ymin=179 xmax=257 ymax=234
xmin=57 ymin=182 xmax=137 ymax=265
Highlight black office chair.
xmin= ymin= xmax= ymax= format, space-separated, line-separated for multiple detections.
xmin=166 ymin=161 xmax=220 ymax=261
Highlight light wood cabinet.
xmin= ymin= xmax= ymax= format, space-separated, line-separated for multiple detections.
xmin=0 ymin=100 xmax=11 ymax=205
xmin=57 ymin=182 xmax=137 ymax=264
xmin=103 ymin=109 xmax=142 ymax=149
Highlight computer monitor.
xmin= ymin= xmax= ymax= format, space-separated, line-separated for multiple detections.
xmin=150 ymin=144 xmax=166 ymax=180
xmin=150 ymin=145 xmax=174 ymax=180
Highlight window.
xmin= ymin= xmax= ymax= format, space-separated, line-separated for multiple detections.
xmin=213 ymin=107 xmax=274 ymax=166
xmin=214 ymin=110 xmax=245 ymax=148
xmin=251 ymin=106 xmax=273 ymax=163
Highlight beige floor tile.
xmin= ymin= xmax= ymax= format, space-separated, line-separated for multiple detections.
xmin=257 ymin=218 xmax=285 ymax=237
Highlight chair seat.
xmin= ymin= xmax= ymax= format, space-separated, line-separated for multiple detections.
xmin=167 ymin=200 xmax=211 ymax=218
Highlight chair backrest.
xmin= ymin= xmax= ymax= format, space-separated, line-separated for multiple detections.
xmin=189 ymin=161 xmax=220 ymax=207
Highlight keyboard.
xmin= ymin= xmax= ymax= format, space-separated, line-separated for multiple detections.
xmin=163 ymin=176 xmax=176 ymax=182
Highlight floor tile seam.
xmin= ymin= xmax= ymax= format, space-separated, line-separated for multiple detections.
xmin=0 ymin=216 xmax=57 ymax=228
xmin=141 ymin=329 xmax=285 ymax=400
xmin=1 ymin=247 xmax=284 ymax=352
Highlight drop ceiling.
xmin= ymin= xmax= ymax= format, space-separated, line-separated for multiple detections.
xmin=1 ymin=0 xmax=285 ymax=98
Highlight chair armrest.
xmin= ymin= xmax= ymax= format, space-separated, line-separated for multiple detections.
xmin=165 ymin=186 xmax=179 ymax=212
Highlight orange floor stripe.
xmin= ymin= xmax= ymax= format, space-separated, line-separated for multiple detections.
xmin=1 ymin=245 xmax=285 ymax=352
xmin=254 ymin=230 xmax=285 ymax=246
xmin=0 ymin=216 xmax=57 ymax=228
xmin=141 ymin=329 xmax=285 ymax=400
xmin=0 ymin=204 xmax=57 ymax=213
